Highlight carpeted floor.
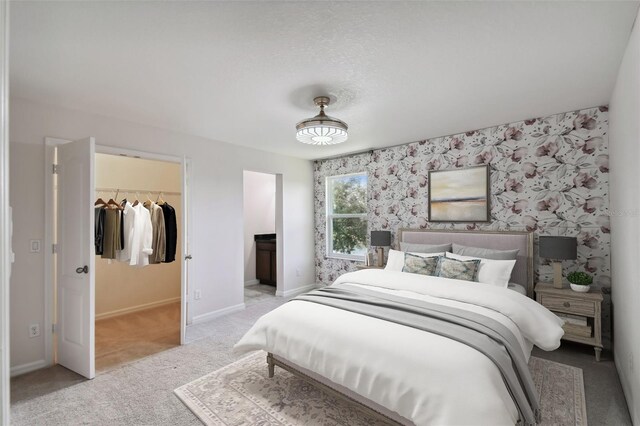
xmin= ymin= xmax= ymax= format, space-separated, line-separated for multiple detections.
xmin=10 ymin=295 xmax=632 ymax=425
xmin=244 ymin=283 xmax=276 ymax=305
xmin=533 ymin=341 xmax=632 ymax=425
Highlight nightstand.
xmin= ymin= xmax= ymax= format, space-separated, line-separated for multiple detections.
xmin=535 ymin=283 xmax=603 ymax=361
xmin=355 ymin=264 xmax=384 ymax=270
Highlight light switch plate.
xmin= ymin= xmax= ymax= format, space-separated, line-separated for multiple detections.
xmin=29 ymin=239 xmax=41 ymax=253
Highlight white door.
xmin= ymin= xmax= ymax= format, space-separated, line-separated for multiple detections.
xmin=181 ymin=157 xmax=191 ymax=339
xmin=56 ymin=137 xmax=95 ymax=379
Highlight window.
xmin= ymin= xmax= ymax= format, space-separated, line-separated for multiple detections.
xmin=326 ymin=173 xmax=368 ymax=260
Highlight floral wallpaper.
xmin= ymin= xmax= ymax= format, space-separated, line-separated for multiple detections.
xmin=314 ymin=106 xmax=611 ymax=345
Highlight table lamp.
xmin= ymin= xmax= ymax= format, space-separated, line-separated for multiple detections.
xmin=539 ymin=236 xmax=577 ymax=289
xmin=371 ymin=230 xmax=391 ymax=267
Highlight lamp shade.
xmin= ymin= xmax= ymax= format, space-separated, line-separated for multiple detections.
xmin=371 ymin=230 xmax=391 ymax=247
xmin=539 ymin=236 xmax=577 ymax=260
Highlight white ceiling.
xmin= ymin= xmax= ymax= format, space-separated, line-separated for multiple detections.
xmin=10 ymin=1 xmax=639 ymax=160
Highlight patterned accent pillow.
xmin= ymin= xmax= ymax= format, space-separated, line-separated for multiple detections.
xmin=436 ymin=256 xmax=481 ymax=282
xmin=402 ymin=253 xmax=439 ymax=276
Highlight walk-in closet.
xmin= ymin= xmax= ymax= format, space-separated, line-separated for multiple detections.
xmin=94 ymin=153 xmax=182 ymax=372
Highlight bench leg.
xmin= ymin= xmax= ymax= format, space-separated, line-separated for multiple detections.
xmin=267 ymin=353 xmax=275 ymax=378
xmin=594 ymin=347 xmax=602 ymax=362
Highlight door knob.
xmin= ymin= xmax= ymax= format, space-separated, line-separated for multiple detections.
xmin=75 ymin=265 xmax=89 ymax=274
xmin=185 ymin=254 xmax=193 ymax=260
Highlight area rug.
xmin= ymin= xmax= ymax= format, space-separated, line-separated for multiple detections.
xmin=175 ymin=351 xmax=587 ymax=426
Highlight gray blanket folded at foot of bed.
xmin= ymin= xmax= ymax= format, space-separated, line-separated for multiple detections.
xmin=294 ymin=284 xmax=541 ymax=426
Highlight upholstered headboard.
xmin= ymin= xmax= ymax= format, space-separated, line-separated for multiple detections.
xmin=398 ymin=229 xmax=534 ymax=297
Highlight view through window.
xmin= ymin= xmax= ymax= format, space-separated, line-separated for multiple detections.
xmin=326 ymin=173 xmax=368 ymax=259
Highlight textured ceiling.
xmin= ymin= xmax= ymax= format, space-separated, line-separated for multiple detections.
xmin=9 ymin=1 xmax=640 ymax=160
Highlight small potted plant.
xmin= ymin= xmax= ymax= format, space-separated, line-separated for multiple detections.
xmin=567 ymin=271 xmax=593 ymax=293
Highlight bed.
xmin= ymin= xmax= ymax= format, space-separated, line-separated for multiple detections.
xmin=234 ymin=229 xmax=564 ymax=425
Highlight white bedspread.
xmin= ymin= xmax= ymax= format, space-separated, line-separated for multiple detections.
xmin=234 ymin=270 xmax=564 ymax=426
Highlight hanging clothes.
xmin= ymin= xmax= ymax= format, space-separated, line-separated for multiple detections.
xmin=101 ymin=208 xmax=122 ymax=259
xmin=129 ymin=203 xmax=153 ymax=267
xmin=117 ymin=201 xmax=136 ymax=262
xmin=94 ymin=206 xmax=106 ymax=255
xmin=119 ymin=208 xmax=125 ymax=250
xmin=146 ymin=202 xmax=166 ymax=264
xmin=160 ymin=203 xmax=177 ymax=263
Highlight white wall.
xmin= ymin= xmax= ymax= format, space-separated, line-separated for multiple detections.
xmin=243 ymin=171 xmax=275 ymax=285
xmin=9 ymin=97 xmax=316 ymax=370
xmin=95 ymin=154 xmax=181 ymax=318
xmin=0 ymin=0 xmax=10 ymax=421
xmin=9 ymin=142 xmax=45 ymax=370
xmin=609 ymin=9 xmax=640 ymax=425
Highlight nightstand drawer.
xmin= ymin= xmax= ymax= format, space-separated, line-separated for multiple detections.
xmin=542 ymin=295 xmax=596 ymax=316
xmin=540 ymin=295 xmax=595 ymax=316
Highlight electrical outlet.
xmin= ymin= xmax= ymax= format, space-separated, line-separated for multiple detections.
xmin=29 ymin=324 xmax=40 ymax=338
xmin=194 ymin=289 xmax=201 ymax=300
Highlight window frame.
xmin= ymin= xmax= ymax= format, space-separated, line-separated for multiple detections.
xmin=325 ymin=172 xmax=368 ymax=261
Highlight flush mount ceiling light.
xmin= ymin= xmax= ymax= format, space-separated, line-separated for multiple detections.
xmin=296 ymin=96 xmax=348 ymax=145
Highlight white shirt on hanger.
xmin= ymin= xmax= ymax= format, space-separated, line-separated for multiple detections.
xmin=129 ymin=203 xmax=153 ymax=267
xmin=117 ymin=201 xmax=136 ymax=263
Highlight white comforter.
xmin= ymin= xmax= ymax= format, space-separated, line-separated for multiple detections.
xmin=234 ymin=270 xmax=564 ymax=426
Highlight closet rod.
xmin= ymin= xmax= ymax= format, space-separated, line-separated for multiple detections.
xmin=95 ymin=187 xmax=182 ymax=196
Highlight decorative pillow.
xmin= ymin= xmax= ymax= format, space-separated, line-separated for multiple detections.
xmin=452 ymin=243 xmax=519 ymax=260
xmin=446 ymin=252 xmax=516 ymax=288
xmin=400 ymin=242 xmax=452 ymax=253
xmin=435 ymin=256 xmax=481 ymax=282
xmin=385 ymin=249 xmax=445 ymax=272
xmin=402 ymin=253 xmax=439 ymax=276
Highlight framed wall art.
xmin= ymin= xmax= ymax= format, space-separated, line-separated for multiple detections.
xmin=428 ymin=165 xmax=490 ymax=222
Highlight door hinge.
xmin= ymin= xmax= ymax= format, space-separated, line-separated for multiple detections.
xmin=52 ymin=323 xmax=57 ymax=334
xmin=52 ymin=164 xmax=59 ymax=174
xmin=52 ymin=244 xmax=58 ymax=254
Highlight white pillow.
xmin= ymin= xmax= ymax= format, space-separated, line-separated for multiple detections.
xmin=445 ymin=252 xmax=516 ymax=288
xmin=385 ymin=249 xmax=444 ymax=272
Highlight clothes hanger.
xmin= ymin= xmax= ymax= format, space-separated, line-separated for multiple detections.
xmin=156 ymin=192 xmax=165 ymax=205
xmin=143 ymin=192 xmax=153 ymax=208
xmin=107 ymin=189 xmax=123 ymax=210
xmin=94 ymin=191 xmax=107 ymax=207
xmin=132 ymin=192 xmax=140 ymax=207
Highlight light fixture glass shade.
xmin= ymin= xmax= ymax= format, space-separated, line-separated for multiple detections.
xmin=296 ymin=96 xmax=348 ymax=145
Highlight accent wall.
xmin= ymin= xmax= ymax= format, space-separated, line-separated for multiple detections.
xmin=314 ymin=106 xmax=611 ymax=344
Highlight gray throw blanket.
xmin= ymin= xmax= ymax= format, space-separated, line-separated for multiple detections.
xmin=294 ymin=284 xmax=542 ymax=426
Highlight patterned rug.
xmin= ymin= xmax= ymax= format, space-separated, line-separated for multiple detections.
xmin=175 ymin=351 xmax=587 ymax=426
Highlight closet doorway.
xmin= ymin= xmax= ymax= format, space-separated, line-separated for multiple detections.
xmin=243 ymin=171 xmax=277 ymax=305
xmin=93 ymin=153 xmax=183 ymax=372
xmin=43 ymin=138 xmax=190 ymax=379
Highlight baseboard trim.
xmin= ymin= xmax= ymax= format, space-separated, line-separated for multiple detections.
xmin=244 ymin=279 xmax=259 ymax=287
xmin=96 ymin=296 xmax=181 ymax=321
xmin=11 ymin=359 xmax=48 ymax=377
xmin=275 ymin=283 xmax=319 ymax=298
xmin=191 ymin=303 xmax=246 ymax=324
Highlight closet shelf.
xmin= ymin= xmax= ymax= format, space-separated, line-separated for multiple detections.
xmin=95 ymin=187 xmax=181 ymax=196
